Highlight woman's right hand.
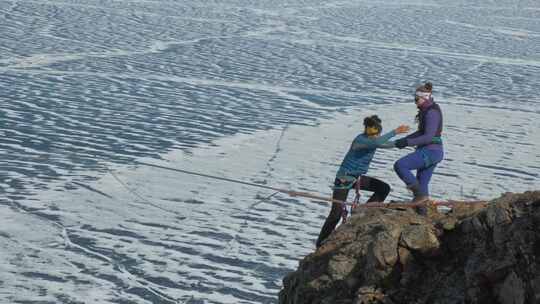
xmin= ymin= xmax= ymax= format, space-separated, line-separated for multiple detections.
xmin=395 ymin=125 xmax=410 ymax=134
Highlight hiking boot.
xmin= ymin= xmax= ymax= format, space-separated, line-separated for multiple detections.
xmin=415 ymin=205 xmax=428 ymax=216
xmin=407 ymin=184 xmax=429 ymax=216
xmin=412 ymin=196 xmax=434 ymax=216
xmin=407 ymin=184 xmax=428 ymax=203
xmin=411 ymin=195 xmax=430 ymax=204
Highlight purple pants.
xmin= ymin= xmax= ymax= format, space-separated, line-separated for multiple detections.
xmin=394 ymin=148 xmax=444 ymax=196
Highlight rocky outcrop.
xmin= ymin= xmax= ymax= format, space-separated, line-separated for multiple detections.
xmin=279 ymin=191 xmax=540 ymax=304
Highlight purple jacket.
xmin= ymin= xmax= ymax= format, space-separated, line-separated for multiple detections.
xmin=406 ymin=99 xmax=444 ymax=151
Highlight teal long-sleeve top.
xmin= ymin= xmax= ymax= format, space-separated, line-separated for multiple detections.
xmin=335 ymin=130 xmax=397 ymax=178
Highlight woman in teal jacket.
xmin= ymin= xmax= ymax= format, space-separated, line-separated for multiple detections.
xmin=316 ymin=115 xmax=409 ymax=247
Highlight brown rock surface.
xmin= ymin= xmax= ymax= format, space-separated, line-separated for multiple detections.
xmin=279 ymin=191 xmax=540 ymax=304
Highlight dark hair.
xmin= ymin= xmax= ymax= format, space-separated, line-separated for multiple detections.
xmin=416 ymin=82 xmax=433 ymax=93
xmin=364 ymin=115 xmax=382 ymax=130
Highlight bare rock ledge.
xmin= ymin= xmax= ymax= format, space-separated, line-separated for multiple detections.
xmin=279 ymin=191 xmax=540 ymax=304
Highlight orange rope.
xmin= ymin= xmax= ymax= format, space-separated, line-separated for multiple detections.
xmin=137 ymin=161 xmax=488 ymax=209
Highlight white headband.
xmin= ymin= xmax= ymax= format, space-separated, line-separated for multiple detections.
xmin=415 ymin=91 xmax=431 ymax=98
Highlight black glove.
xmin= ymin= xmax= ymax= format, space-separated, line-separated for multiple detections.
xmin=395 ymin=138 xmax=408 ymax=149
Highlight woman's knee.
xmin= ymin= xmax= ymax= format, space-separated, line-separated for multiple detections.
xmin=366 ymin=177 xmax=391 ymax=198
xmin=381 ymin=182 xmax=391 ymax=196
xmin=393 ymin=159 xmax=403 ymax=173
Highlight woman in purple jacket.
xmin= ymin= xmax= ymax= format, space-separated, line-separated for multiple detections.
xmin=393 ymin=82 xmax=444 ymax=208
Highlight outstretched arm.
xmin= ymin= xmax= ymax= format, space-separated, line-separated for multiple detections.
xmin=378 ymin=141 xmax=397 ymax=149
xmin=351 ymin=130 xmax=396 ymax=150
xmin=406 ymin=110 xmax=441 ymax=146
xmin=405 ymin=130 xmax=422 ymax=140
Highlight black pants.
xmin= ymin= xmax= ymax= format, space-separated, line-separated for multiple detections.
xmin=316 ymin=176 xmax=390 ymax=248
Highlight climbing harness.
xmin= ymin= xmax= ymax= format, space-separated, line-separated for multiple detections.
xmin=350 ymin=178 xmax=361 ymax=214
xmin=334 ymin=176 xmax=362 ymax=223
